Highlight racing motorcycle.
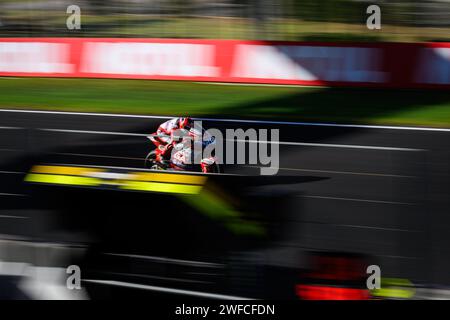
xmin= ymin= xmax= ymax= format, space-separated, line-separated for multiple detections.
xmin=144 ymin=128 xmax=222 ymax=173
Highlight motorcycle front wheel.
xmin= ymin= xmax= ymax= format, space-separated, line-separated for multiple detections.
xmin=144 ymin=150 xmax=157 ymax=169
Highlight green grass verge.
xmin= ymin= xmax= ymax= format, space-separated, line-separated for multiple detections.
xmin=1 ymin=77 xmax=449 ymax=128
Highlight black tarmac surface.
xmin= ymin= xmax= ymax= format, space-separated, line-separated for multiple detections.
xmin=0 ymin=109 xmax=449 ymax=297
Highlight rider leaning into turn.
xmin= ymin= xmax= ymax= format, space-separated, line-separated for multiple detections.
xmin=149 ymin=117 xmax=216 ymax=173
xmin=151 ymin=117 xmax=193 ymax=160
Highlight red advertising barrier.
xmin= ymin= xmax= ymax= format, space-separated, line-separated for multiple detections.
xmin=0 ymin=38 xmax=448 ymax=89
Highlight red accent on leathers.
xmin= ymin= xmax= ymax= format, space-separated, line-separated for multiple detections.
xmin=155 ymin=144 xmax=173 ymax=163
xmin=201 ymin=161 xmax=213 ymax=173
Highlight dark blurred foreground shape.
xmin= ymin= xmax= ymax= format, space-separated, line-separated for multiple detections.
xmin=0 ymin=169 xmax=441 ymax=299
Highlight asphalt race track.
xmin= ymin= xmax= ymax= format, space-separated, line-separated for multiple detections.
xmin=0 ymin=109 xmax=449 ymax=298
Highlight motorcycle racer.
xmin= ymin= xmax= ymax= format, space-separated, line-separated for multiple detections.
xmin=147 ymin=117 xmax=219 ymax=173
xmin=149 ymin=117 xmax=196 ymax=163
xmin=152 ymin=117 xmax=193 ymax=145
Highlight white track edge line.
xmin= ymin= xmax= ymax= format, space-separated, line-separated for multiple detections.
xmin=83 ymin=279 xmax=253 ymax=300
xmin=1 ymin=108 xmax=449 ymax=132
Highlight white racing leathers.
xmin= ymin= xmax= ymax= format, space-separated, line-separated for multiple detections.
xmin=169 ymin=129 xmax=217 ymax=172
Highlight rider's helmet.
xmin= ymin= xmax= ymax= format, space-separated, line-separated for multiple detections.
xmin=179 ymin=117 xmax=194 ymax=130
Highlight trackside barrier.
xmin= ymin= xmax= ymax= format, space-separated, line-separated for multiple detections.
xmin=0 ymin=38 xmax=448 ymax=89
